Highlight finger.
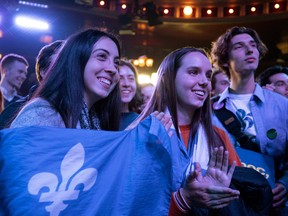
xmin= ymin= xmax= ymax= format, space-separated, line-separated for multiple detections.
xmin=164 ymin=119 xmax=173 ymax=132
xmin=221 ymin=150 xmax=229 ymax=174
xmin=207 ymin=186 xmax=240 ymax=195
xmin=273 ymin=189 xmax=287 ymax=202
xmin=168 ymin=129 xmax=174 ymax=138
xmin=205 ymin=194 xmax=239 ymax=209
xmin=151 ymin=111 xmax=159 ymax=117
xmin=215 ymin=146 xmax=224 ymax=169
xmin=186 ymin=162 xmax=202 ymax=183
xmin=209 ymin=147 xmax=218 ymax=167
xmin=272 ymin=184 xmax=281 ymax=194
xmin=273 ymin=198 xmax=286 ymax=208
xmin=227 ymin=161 xmax=236 ymax=180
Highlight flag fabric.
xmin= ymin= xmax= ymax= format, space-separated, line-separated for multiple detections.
xmin=0 ymin=116 xmax=173 ymax=216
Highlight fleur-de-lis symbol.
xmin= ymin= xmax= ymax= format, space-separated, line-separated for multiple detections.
xmin=28 ymin=143 xmax=97 ymax=216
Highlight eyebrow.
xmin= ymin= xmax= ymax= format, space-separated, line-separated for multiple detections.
xmin=92 ymin=48 xmax=120 ymax=59
xmin=232 ymin=40 xmax=256 ymax=46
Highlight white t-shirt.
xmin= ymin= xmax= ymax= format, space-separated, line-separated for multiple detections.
xmin=226 ymin=93 xmax=256 ymax=139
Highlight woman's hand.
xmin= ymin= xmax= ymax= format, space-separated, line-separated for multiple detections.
xmin=181 ymin=147 xmax=240 ymax=209
xmin=151 ymin=111 xmax=173 ymax=137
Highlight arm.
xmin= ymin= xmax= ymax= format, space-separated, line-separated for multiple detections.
xmin=10 ymin=98 xmax=65 ymax=128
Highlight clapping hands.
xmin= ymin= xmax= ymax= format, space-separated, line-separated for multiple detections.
xmin=181 ymin=147 xmax=240 ymax=209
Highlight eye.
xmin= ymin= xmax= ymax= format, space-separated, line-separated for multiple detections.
xmin=234 ymin=45 xmax=242 ymax=50
xmin=275 ymin=81 xmax=284 ymax=87
xmin=188 ymin=69 xmax=198 ymax=75
xmin=114 ymin=59 xmax=120 ymax=69
xmin=97 ymin=53 xmax=107 ymax=61
xmin=206 ymin=71 xmax=212 ymax=80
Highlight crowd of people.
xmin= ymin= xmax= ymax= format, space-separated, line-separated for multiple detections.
xmin=0 ymin=26 xmax=287 ymax=215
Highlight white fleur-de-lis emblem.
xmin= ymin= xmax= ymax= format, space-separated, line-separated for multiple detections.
xmin=28 ymin=143 xmax=97 ymax=216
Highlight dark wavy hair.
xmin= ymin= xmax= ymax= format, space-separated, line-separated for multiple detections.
xmin=211 ymin=26 xmax=268 ymax=78
xmin=33 ymin=28 xmax=121 ymax=130
xmin=257 ymin=65 xmax=288 ymax=86
xmin=119 ymin=59 xmax=142 ymax=113
xmin=135 ymin=47 xmax=226 ymax=151
xmin=35 ymin=40 xmax=64 ymax=82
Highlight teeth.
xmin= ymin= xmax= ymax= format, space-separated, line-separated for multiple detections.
xmin=122 ymin=90 xmax=130 ymax=94
xmin=193 ymin=90 xmax=205 ymax=96
xmin=99 ymin=78 xmax=111 ymax=85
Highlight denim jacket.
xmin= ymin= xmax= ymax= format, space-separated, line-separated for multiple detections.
xmin=212 ymin=84 xmax=288 ymax=190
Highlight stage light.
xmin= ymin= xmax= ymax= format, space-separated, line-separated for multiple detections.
xmin=180 ymin=6 xmax=195 ymax=17
xmin=201 ymin=8 xmax=217 ymax=17
xmin=274 ymin=4 xmax=280 ymax=9
xmin=158 ymin=7 xmax=175 ymax=17
xmin=246 ymin=4 xmax=263 ymax=15
xmin=97 ymin=0 xmax=109 ymax=9
xmin=224 ymin=6 xmax=240 ymax=17
xmin=121 ymin=4 xmax=127 ymax=10
xmin=269 ymin=1 xmax=286 ymax=13
xmin=18 ymin=1 xmax=48 ymax=9
xmin=14 ymin=15 xmax=50 ymax=31
xmin=138 ymin=74 xmax=151 ymax=84
xmin=132 ymin=56 xmax=154 ymax=68
xmin=183 ymin=6 xmax=193 ymax=16
xmin=150 ymin=72 xmax=158 ymax=86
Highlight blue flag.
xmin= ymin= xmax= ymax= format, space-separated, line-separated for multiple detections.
xmin=0 ymin=116 xmax=173 ymax=216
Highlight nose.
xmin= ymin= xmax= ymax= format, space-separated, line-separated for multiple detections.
xmin=246 ymin=44 xmax=254 ymax=54
xmin=120 ymin=77 xmax=129 ymax=87
xmin=198 ymin=74 xmax=209 ymax=86
xmin=105 ymin=61 xmax=118 ymax=75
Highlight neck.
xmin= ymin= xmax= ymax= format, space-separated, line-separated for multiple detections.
xmin=1 ymin=80 xmax=16 ymax=96
xmin=230 ymin=72 xmax=255 ymax=94
xmin=177 ymin=106 xmax=195 ymax=126
xmin=121 ymin=103 xmax=129 ymax=113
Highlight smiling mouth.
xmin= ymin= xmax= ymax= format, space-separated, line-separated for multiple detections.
xmin=192 ymin=90 xmax=205 ymax=96
xmin=121 ymin=90 xmax=131 ymax=94
xmin=98 ymin=77 xmax=112 ymax=86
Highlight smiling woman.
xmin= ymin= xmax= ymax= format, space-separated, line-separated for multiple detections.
xmin=118 ymin=59 xmax=142 ymax=130
xmin=10 ymin=28 xmax=121 ymax=130
xmin=130 ymin=47 xmax=242 ymax=215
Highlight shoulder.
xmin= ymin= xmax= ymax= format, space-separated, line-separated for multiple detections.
xmin=10 ymin=98 xmax=65 ymax=128
xmin=261 ymin=88 xmax=288 ymax=108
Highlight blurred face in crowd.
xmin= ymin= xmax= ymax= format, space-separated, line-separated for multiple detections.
xmin=269 ymin=73 xmax=288 ymax=98
xmin=4 ymin=60 xmax=28 ymax=90
xmin=119 ymin=65 xmax=137 ymax=105
xmin=83 ymin=36 xmax=120 ymax=108
xmin=141 ymin=84 xmax=154 ymax=104
xmin=175 ymin=51 xmax=212 ymax=117
xmin=212 ymin=72 xmax=230 ymax=96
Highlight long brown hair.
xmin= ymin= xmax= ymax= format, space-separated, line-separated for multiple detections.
xmin=135 ymin=47 xmax=225 ymax=151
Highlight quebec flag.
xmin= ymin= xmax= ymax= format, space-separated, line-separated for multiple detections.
xmin=0 ymin=116 xmax=173 ymax=216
